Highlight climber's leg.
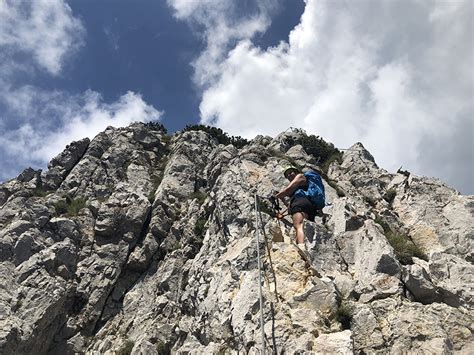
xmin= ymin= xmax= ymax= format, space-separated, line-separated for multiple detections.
xmin=292 ymin=211 xmax=308 ymax=244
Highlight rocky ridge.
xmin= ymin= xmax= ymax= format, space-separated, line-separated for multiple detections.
xmin=0 ymin=123 xmax=472 ymax=354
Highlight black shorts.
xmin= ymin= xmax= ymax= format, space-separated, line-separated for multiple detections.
xmin=289 ymin=196 xmax=318 ymax=222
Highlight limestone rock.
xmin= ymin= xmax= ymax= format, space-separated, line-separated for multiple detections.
xmin=0 ymin=124 xmax=472 ymax=354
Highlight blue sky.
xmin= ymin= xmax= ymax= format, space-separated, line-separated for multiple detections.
xmin=0 ymin=0 xmax=472 ymax=194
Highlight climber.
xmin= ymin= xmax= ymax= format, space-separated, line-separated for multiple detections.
xmin=273 ymin=165 xmax=325 ymax=252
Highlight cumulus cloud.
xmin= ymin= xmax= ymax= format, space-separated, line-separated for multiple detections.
xmin=0 ymin=0 xmax=85 ymax=75
xmin=172 ymin=0 xmax=473 ymax=194
xmin=0 ymin=90 xmax=162 ymax=180
xmin=0 ymin=0 xmax=163 ymax=181
xmin=167 ymin=0 xmax=282 ymax=85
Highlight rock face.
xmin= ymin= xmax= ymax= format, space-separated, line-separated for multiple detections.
xmin=0 ymin=123 xmax=472 ymax=354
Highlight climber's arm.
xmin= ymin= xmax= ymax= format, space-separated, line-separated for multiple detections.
xmin=274 ymin=173 xmax=307 ymax=199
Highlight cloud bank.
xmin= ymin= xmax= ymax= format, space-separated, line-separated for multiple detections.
xmin=169 ymin=0 xmax=473 ymax=194
xmin=0 ymin=0 xmax=162 ymax=181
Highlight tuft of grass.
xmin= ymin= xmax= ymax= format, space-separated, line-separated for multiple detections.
xmin=374 ymin=216 xmax=427 ymax=265
xmin=385 ymin=231 xmax=427 ymax=265
xmin=383 ymin=188 xmax=396 ymax=204
xmin=117 ymin=339 xmax=134 ymax=355
xmin=189 ymin=191 xmax=208 ymax=205
xmin=374 ymin=216 xmax=390 ymax=233
xmin=32 ymin=187 xmax=49 ymax=197
xmin=194 ymin=218 xmax=207 ymax=237
xmin=335 ymin=302 xmax=353 ymax=330
xmin=54 ymin=196 xmax=87 ymax=216
xmin=156 ymin=341 xmax=170 ymax=355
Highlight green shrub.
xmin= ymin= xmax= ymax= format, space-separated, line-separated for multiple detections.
xmin=194 ymin=218 xmax=207 ymax=237
xmin=183 ymin=124 xmax=249 ymax=148
xmin=335 ymin=302 xmax=353 ymax=330
xmin=320 ymin=152 xmax=343 ymax=173
xmin=374 ymin=216 xmax=426 ymax=265
xmin=117 ymin=339 xmax=134 ymax=355
xmin=374 ymin=216 xmax=390 ymax=233
xmin=32 ymin=187 xmax=49 ymax=197
xmin=189 ymin=191 xmax=208 ymax=205
xmin=54 ymin=196 xmax=87 ymax=216
xmin=145 ymin=121 xmax=167 ymax=133
xmin=385 ymin=231 xmax=426 ymax=265
xmin=156 ymin=341 xmax=170 ymax=355
xmin=289 ymin=133 xmax=342 ymax=171
xmin=161 ymin=135 xmax=172 ymax=144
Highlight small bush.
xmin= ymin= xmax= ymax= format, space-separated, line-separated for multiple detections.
xmin=189 ymin=191 xmax=208 ymax=205
xmin=32 ymin=187 xmax=49 ymax=197
xmin=54 ymin=196 xmax=87 ymax=216
xmin=194 ymin=218 xmax=207 ymax=237
xmin=385 ymin=231 xmax=427 ymax=265
xmin=289 ymin=133 xmax=342 ymax=170
xmin=117 ymin=339 xmax=134 ymax=355
xmin=156 ymin=341 xmax=170 ymax=355
xmin=374 ymin=216 xmax=427 ymax=265
xmin=335 ymin=302 xmax=353 ymax=330
xmin=320 ymin=152 xmax=343 ymax=174
xmin=374 ymin=216 xmax=390 ymax=233
xmin=145 ymin=121 xmax=167 ymax=133
xmin=68 ymin=197 xmax=87 ymax=215
xmin=161 ymin=135 xmax=172 ymax=144
xmin=183 ymin=124 xmax=249 ymax=148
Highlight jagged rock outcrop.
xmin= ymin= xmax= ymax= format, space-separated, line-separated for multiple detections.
xmin=0 ymin=124 xmax=472 ymax=354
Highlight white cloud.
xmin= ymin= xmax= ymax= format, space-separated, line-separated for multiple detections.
xmin=173 ymin=0 xmax=473 ymax=194
xmin=167 ymin=0 xmax=281 ymax=85
xmin=0 ymin=0 xmax=85 ymax=75
xmin=0 ymin=0 xmax=164 ymax=182
xmin=0 ymin=90 xmax=162 ymax=177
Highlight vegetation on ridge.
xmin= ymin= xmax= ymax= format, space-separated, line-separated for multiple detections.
xmin=183 ymin=124 xmax=249 ymax=148
xmin=145 ymin=121 xmax=167 ymax=134
xmin=284 ymin=132 xmax=343 ymax=172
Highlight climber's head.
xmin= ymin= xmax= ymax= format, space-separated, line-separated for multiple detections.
xmin=283 ymin=165 xmax=300 ymax=181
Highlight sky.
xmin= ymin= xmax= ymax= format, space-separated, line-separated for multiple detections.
xmin=0 ymin=0 xmax=472 ymax=194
